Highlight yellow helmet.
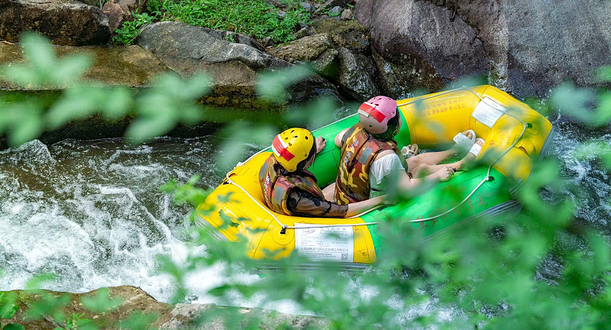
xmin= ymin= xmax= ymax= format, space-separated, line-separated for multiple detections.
xmin=271 ymin=128 xmax=315 ymax=172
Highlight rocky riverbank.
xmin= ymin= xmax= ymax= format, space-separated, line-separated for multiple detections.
xmin=2 ymin=286 xmax=327 ymax=329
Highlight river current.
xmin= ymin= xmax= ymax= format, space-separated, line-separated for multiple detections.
xmin=0 ymin=116 xmax=608 ymax=313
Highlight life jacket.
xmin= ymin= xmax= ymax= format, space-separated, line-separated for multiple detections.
xmin=259 ymin=155 xmax=325 ymax=215
xmin=334 ymin=125 xmax=403 ymax=205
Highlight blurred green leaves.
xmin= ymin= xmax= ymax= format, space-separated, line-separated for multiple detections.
xmin=256 ymin=65 xmax=315 ymax=104
xmin=126 ymin=73 xmax=211 ymax=143
xmin=2 ymin=33 xmax=91 ymax=88
xmin=3 ymin=22 xmax=611 ymax=330
xmin=0 ymin=33 xmax=212 ymax=147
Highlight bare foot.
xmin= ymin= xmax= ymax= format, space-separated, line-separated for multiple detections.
xmin=401 ymin=144 xmax=419 ymax=158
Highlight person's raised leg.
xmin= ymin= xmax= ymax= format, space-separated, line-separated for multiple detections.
xmin=406 ymin=130 xmax=476 ymax=170
xmin=444 ymin=138 xmax=485 ymax=172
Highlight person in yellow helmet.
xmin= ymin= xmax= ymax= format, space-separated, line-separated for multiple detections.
xmin=259 ymin=128 xmax=385 ymax=218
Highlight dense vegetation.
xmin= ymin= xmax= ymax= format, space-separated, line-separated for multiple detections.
xmin=1 ymin=34 xmax=611 ymax=329
xmin=114 ymin=0 xmax=326 ymax=45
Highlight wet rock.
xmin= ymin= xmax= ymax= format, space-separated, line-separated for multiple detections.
xmin=267 ymin=34 xmax=332 ymax=62
xmin=138 ymin=22 xmax=339 ymax=107
xmin=356 ymin=0 xmax=611 ymax=98
xmin=328 ymin=6 xmax=342 ymax=17
xmin=337 ymin=47 xmax=379 ymax=100
xmin=340 ymin=8 xmax=353 ymax=20
xmin=322 ymin=0 xmax=354 ymax=8
xmin=294 ymin=27 xmax=311 ymax=39
xmin=102 ymin=0 xmax=149 ymax=31
xmin=312 ymin=48 xmax=339 ymax=79
xmin=355 ymin=0 xmax=486 ymax=93
xmin=372 ymin=48 xmax=443 ymax=99
xmin=2 ymin=286 xmax=329 ymax=330
xmin=300 ymin=1 xmax=314 ymax=12
xmin=138 ymin=22 xmax=287 ymax=70
xmin=0 ymin=0 xmax=111 ymax=46
xmin=0 ymin=43 xmax=169 ymax=89
xmin=262 ymin=37 xmax=274 ymax=48
xmin=200 ymin=28 xmax=266 ymax=52
xmin=79 ymin=0 xmax=101 ymax=6
xmin=311 ymin=19 xmax=370 ymax=54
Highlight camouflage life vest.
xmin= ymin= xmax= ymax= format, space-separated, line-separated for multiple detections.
xmin=334 ymin=125 xmax=402 ymax=205
xmin=259 ymin=155 xmax=325 ymax=215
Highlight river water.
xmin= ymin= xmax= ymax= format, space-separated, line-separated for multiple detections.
xmin=0 ymin=116 xmax=608 ymax=313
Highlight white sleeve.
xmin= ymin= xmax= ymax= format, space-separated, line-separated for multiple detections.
xmin=337 ymin=130 xmax=346 ymax=144
xmin=369 ymin=153 xmax=405 ymax=185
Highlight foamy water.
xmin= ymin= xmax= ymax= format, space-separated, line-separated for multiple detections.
xmin=0 ymin=118 xmax=608 ymax=315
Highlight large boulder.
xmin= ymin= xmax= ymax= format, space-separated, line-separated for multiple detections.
xmin=138 ymin=22 xmax=340 ymax=106
xmin=2 ymin=286 xmax=328 ymax=330
xmin=356 ymin=0 xmax=611 ymax=98
xmin=138 ymin=22 xmax=287 ymax=71
xmin=0 ymin=0 xmax=111 ymax=46
xmin=355 ymin=0 xmax=486 ymax=97
xmin=267 ymin=33 xmax=333 ymax=63
xmin=337 ymin=47 xmax=379 ymax=99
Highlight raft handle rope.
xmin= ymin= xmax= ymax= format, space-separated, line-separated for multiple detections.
xmin=222 ymin=87 xmax=527 ymax=233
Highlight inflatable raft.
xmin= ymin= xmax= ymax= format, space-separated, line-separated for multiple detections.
xmin=196 ymin=85 xmax=554 ymax=266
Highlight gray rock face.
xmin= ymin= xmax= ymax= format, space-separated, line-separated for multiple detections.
xmin=356 ymin=0 xmax=611 ymax=98
xmin=267 ymin=34 xmax=333 ymax=62
xmin=138 ymin=21 xmax=340 ymax=106
xmin=337 ymin=47 xmax=380 ymax=99
xmin=356 ymin=0 xmax=486 ymax=89
xmin=201 ymin=28 xmax=266 ymax=52
xmin=138 ymin=22 xmax=287 ymax=70
xmin=78 ymin=0 xmax=100 ymax=6
xmin=311 ymin=19 xmax=371 ymax=55
xmin=0 ymin=0 xmax=111 ymax=45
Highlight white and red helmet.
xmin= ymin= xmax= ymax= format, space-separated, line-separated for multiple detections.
xmin=358 ymin=96 xmax=398 ymax=134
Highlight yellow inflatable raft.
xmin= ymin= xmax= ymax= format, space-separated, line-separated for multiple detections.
xmin=196 ymin=85 xmax=554 ymax=266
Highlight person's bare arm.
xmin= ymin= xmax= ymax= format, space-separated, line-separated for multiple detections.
xmin=345 ymin=196 xmax=385 ymax=217
xmin=334 ymin=128 xmax=349 ymax=148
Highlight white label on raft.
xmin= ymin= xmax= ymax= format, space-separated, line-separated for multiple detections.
xmin=471 ymin=97 xmax=506 ymax=128
xmin=294 ymin=224 xmax=354 ymax=263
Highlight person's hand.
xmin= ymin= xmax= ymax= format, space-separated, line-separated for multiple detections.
xmin=315 ymin=136 xmax=326 ymax=153
xmin=374 ymin=195 xmax=397 ymax=206
xmin=434 ymin=166 xmax=454 ymax=182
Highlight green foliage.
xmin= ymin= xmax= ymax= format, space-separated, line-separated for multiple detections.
xmin=256 ymin=65 xmax=316 ymax=104
xmin=145 ymin=0 xmax=310 ymax=43
xmin=160 ymin=176 xmax=211 ymax=207
xmin=113 ymin=13 xmax=155 ymax=45
xmin=2 ymin=27 xmax=611 ymax=330
xmin=80 ymin=288 xmax=123 ymax=313
xmin=53 ymin=313 xmax=94 ymax=330
xmin=0 ymin=33 xmax=211 ymax=147
xmin=0 ymin=292 xmax=23 ymax=330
